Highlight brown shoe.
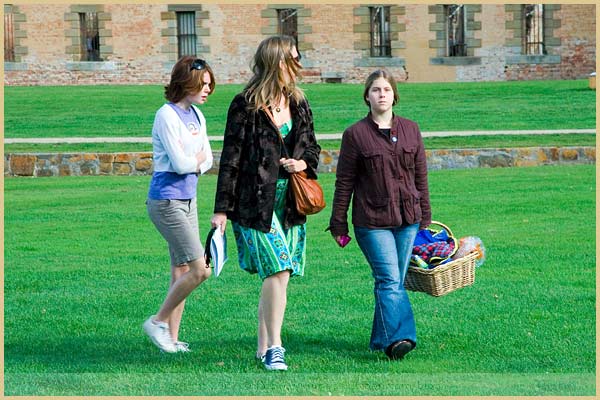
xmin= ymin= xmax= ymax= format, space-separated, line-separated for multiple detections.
xmin=385 ymin=340 xmax=414 ymax=360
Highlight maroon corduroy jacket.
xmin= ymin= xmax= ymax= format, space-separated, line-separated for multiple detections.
xmin=328 ymin=114 xmax=432 ymax=236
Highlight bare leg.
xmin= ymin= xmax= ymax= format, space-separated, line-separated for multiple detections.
xmin=155 ymin=257 xmax=211 ymax=323
xmin=257 ymin=297 xmax=268 ymax=357
xmin=259 ymin=270 xmax=291 ymax=348
xmin=168 ymin=263 xmax=190 ymax=342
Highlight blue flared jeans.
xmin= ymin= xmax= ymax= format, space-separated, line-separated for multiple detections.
xmin=354 ymin=224 xmax=419 ymax=351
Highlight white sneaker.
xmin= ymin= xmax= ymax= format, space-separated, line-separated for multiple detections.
xmin=143 ymin=316 xmax=177 ymax=353
xmin=175 ymin=341 xmax=190 ymax=353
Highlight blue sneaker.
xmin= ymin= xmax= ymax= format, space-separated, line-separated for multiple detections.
xmin=263 ymin=346 xmax=288 ymax=371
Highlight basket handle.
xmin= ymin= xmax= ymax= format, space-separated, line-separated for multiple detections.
xmin=428 ymin=220 xmax=454 ymax=238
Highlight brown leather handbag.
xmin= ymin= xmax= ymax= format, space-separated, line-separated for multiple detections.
xmin=289 ymin=169 xmax=325 ymax=215
xmin=263 ymin=106 xmax=325 ymax=216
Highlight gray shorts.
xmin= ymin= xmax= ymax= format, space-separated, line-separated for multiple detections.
xmin=147 ymin=198 xmax=203 ymax=267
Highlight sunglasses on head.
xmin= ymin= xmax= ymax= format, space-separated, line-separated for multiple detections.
xmin=190 ymin=58 xmax=207 ymax=71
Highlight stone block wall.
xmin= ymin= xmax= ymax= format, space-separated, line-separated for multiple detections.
xmin=5 ymin=152 xmax=154 ymax=177
xmin=4 ymin=4 xmax=595 ymax=85
xmin=4 ymin=147 xmax=595 ymax=178
xmin=504 ymin=4 xmax=596 ymax=81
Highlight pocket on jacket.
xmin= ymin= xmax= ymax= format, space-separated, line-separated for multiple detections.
xmin=361 ymin=151 xmax=389 ymax=203
xmin=366 ymin=195 xmax=389 ymax=208
xmin=363 ymin=152 xmax=383 ymax=174
xmin=401 ymin=146 xmax=416 ymax=170
xmin=402 ymin=194 xmax=422 ymax=223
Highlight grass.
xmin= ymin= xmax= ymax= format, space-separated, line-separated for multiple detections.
xmin=4 ymin=80 xmax=596 ymax=139
xmin=3 ymin=164 xmax=595 ymax=396
xmin=3 ymin=133 xmax=596 ymax=154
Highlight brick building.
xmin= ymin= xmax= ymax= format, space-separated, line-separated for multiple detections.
xmin=3 ymin=3 xmax=596 ymax=86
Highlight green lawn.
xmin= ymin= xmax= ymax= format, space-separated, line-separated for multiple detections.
xmin=4 ymin=80 xmax=595 ymax=139
xmin=4 ymin=164 xmax=595 ymax=396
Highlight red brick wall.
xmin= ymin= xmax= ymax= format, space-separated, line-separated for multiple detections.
xmin=555 ymin=5 xmax=596 ymax=79
xmin=505 ymin=5 xmax=596 ymax=81
xmin=4 ymin=4 xmax=596 ymax=86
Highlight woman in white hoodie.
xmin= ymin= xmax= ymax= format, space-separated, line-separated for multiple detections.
xmin=143 ymin=56 xmax=215 ymax=353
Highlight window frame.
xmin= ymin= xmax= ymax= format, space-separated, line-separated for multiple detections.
xmin=523 ymin=4 xmax=545 ymax=55
xmin=4 ymin=10 xmax=15 ymax=62
xmin=369 ymin=5 xmax=391 ymax=58
xmin=445 ymin=4 xmax=467 ymax=57
xmin=176 ymin=11 xmax=197 ymax=57
xmin=277 ymin=8 xmax=298 ymax=46
xmin=79 ymin=12 xmax=101 ymax=61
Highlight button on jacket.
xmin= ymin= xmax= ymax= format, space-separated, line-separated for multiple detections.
xmin=214 ymin=93 xmax=321 ymax=233
xmin=329 ymin=114 xmax=431 ymax=236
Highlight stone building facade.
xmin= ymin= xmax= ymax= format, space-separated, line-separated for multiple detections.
xmin=3 ymin=3 xmax=596 ymax=86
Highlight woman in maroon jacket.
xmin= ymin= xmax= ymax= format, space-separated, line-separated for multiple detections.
xmin=329 ymin=69 xmax=431 ymax=361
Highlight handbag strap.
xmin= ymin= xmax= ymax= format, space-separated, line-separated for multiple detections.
xmin=262 ymin=106 xmax=290 ymax=159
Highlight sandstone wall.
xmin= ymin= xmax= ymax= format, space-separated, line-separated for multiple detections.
xmin=4 ymin=147 xmax=595 ymax=178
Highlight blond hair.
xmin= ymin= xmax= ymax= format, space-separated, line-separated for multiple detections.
xmin=244 ymin=35 xmax=304 ymax=111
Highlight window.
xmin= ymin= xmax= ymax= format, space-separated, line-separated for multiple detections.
xmin=79 ymin=12 xmax=100 ymax=61
xmin=4 ymin=10 xmax=15 ymax=61
xmin=523 ymin=4 xmax=544 ymax=55
xmin=370 ymin=6 xmax=391 ymax=57
xmin=446 ymin=4 xmax=466 ymax=57
xmin=177 ymin=11 xmax=197 ymax=57
xmin=277 ymin=8 xmax=298 ymax=45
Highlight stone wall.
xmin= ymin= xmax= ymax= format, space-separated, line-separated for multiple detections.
xmin=504 ymin=5 xmax=596 ymax=81
xmin=4 ymin=147 xmax=595 ymax=178
xmin=4 ymin=4 xmax=595 ymax=86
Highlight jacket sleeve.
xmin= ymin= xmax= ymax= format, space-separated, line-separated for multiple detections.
xmin=414 ymin=126 xmax=431 ymax=229
xmin=214 ymin=97 xmax=247 ymax=214
xmin=328 ymin=128 xmax=359 ymax=236
xmin=298 ymin=101 xmax=321 ymax=179
xmin=153 ymin=107 xmax=199 ymax=175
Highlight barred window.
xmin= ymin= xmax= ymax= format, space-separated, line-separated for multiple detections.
xmin=523 ymin=4 xmax=544 ymax=55
xmin=277 ymin=8 xmax=298 ymax=46
xmin=177 ymin=11 xmax=197 ymax=57
xmin=79 ymin=12 xmax=100 ymax=61
xmin=4 ymin=11 xmax=15 ymax=62
xmin=446 ymin=4 xmax=466 ymax=57
xmin=370 ymin=6 xmax=391 ymax=57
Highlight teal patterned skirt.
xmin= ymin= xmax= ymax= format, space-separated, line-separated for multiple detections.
xmin=232 ymin=179 xmax=306 ymax=280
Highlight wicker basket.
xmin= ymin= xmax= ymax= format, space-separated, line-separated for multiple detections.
xmin=410 ymin=221 xmax=457 ymax=268
xmin=405 ymin=244 xmax=478 ymax=297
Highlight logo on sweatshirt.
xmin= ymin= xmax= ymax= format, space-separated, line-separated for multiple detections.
xmin=188 ymin=122 xmax=199 ymax=136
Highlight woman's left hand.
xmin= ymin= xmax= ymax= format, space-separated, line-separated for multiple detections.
xmin=279 ymin=158 xmax=307 ymax=173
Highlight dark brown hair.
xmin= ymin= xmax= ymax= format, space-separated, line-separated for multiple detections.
xmin=363 ymin=69 xmax=399 ymax=107
xmin=164 ymin=56 xmax=215 ymax=103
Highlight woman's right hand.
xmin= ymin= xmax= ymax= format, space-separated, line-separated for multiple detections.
xmin=196 ymin=150 xmax=207 ymax=171
xmin=211 ymin=213 xmax=228 ymax=233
